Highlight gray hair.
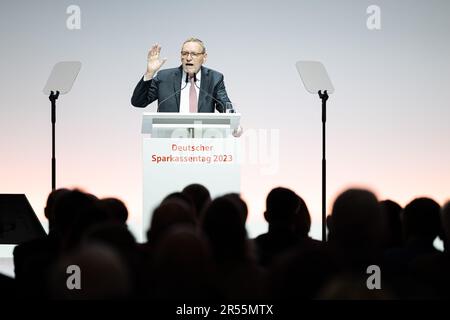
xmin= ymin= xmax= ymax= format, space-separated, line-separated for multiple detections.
xmin=182 ymin=37 xmax=206 ymax=53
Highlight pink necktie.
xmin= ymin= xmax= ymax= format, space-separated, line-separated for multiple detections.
xmin=189 ymin=77 xmax=198 ymax=113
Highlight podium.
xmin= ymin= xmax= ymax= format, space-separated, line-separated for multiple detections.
xmin=140 ymin=112 xmax=241 ymax=241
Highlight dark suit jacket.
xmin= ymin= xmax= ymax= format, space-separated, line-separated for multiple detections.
xmin=131 ymin=66 xmax=231 ymax=113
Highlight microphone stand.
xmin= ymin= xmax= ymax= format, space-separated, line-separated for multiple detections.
xmin=49 ymin=90 xmax=60 ymax=191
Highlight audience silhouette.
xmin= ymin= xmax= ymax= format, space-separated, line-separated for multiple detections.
xmin=254 ymin=187 xmax=307 ymax=267
xmin=1 ymin=185 xmax=447 ymax=300
xmin=182 ymin=183 xmax=212 ymax=219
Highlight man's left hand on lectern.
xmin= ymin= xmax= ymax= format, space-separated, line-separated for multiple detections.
xmin=232 ymin=125 xmax=243 ymax=137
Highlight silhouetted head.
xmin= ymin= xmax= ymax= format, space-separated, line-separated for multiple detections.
xmin=151 ymin=227 xmax=214 ymax=299
xmin=49 ymin=243 xmax=132 ymax=299
xmin=294 ymin=196 xmax=311 ymax=237
xmin=97 ymin=197 xmax=128 ymax=224
xmin=44 ymin=188 xmax=70 ymax=231
xmin=162 ymin=192 xmax=196 ymax=217
xmin=83 ymin=221 xmax=137 ymax=255
xmin=328 ymin=188 xmax=385 ymax=252
xmin=402 ymin=197 xmax=442 ymax=244
xmin=264 ymin=187 xmax=300 ymax=230
xmin=441 ymin=201 xmax=450 ymax=251
xmin=146 ymin=198 xmax=196 ymax=245
xmin=202 ymin=196 xmax=248 ymax=262
xmin=182 ymin=184 xmax=211 ymax=219
xmin=380 ymin=199 xmax=403 ymax=248
xmin=82 ymin=222 xmax=139 ymax=292
xmin=53 ymin=189 xmax=107 ymax=250
xmin=223 ymin=193 xmax=248 ymax=225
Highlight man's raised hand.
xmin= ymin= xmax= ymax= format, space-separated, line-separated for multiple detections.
xmin=145 ymin=44 xmax=167 ymax=79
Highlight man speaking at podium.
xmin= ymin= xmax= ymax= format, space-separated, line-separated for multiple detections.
xmin=131 ymin=38 xmax=232 ymax=113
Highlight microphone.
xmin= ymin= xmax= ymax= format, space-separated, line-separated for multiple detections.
xmin=193 ymin=73 xmax=233 ymax=113
xmin=156 ymin=73 xmax=189 ymax=112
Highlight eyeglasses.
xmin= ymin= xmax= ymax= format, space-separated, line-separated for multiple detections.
xmin=181 ymin=51 xmax=204 ymax=58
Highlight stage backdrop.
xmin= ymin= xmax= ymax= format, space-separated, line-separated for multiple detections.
xmin=1 ymin=0 xmax=449 ymax=243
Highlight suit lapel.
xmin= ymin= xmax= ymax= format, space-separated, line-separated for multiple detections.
xmin=173 ymin=67 xmax=182 ymax=111
xmin=198 ymin=67 xmax=208 ymax=112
